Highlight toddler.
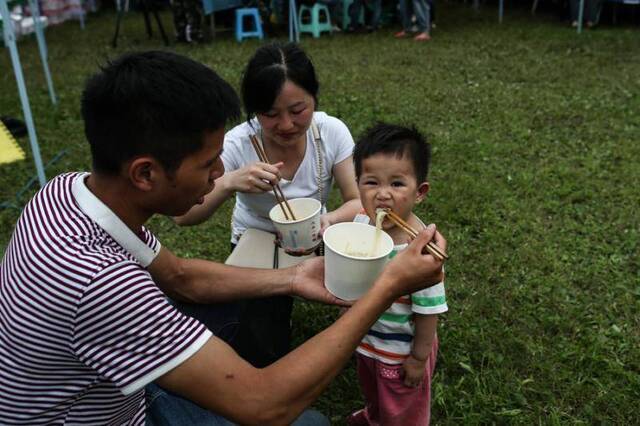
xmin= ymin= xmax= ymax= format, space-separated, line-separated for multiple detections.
xmin=347 ymin=123 xmax=447 ymax=426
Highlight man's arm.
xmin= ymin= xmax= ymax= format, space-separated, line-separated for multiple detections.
xmin=156 ymin=226 xmax=446 ymax=426
xmin=148 ymin=246 xmax=346 ymax=306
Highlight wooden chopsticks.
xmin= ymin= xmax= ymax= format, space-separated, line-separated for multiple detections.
xmin=381 ymin=209 xmax=448 ymax=261
xmin=249 ymin=135 xmax=296 ymax=221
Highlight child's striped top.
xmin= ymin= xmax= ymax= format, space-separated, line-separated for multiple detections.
xmin=353 ymin=213 xmax=448 ymax=364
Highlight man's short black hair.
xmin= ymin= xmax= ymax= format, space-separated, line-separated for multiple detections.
xmin=353 ymin=123 xmax=431 ymax=183
xmin=81 ymin=51 xmax=240 ymax=175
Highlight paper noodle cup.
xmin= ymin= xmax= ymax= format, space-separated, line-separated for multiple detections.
xmin=322 ymin=222 xmax=394 ymax=301
xmin=269 ymin=198 xmax=322 ymax=252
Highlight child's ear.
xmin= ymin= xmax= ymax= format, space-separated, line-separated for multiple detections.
xmin=415 ymin=182 xmax=430 ymax=204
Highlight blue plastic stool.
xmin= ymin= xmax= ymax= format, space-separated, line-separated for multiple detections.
xmin=298 ymin=3 xmax=332 ymax=38
xmin=235 ymin=8 xmax=264 ymax=42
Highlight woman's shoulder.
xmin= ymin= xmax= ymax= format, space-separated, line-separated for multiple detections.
xmin=313 ymin=112 xmax=353 ymax=143
xmin=314 ymin=111 xmax=348 ymax=130
xmin=225 ymin=120 xmax=258 ymax=145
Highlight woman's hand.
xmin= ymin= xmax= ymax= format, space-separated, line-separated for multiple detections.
xmin=283 ymin=213 xmax=331 ymax=255
xmin=283 ymin=246 xmax=317 ymax=257
xmin=225 ymin=161 xmax=283 ymax=194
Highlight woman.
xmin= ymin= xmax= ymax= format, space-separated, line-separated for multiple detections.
xmin=176 ymin=42 xmax=361 ymax=367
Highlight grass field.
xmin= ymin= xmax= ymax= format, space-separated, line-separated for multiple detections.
xmin=1 ymin=3 xmax=639 ymax=424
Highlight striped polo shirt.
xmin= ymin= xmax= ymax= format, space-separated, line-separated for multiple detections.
xmin=353 ymin=213 xmax=448 ymax=364
xmin=0 ymin=173 xmax=211 ymax=425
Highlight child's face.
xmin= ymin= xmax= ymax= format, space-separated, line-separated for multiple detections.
xmin=357 ymin=152 xmax=429 ymax=229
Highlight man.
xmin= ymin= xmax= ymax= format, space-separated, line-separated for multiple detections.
xmin=0 ymin=51 xmax=447 ymax=425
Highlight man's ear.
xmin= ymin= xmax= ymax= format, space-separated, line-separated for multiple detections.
xmin=128 ymin=157 xmax=162 ymax=192
xmin=415 ymin=182 xmax=430 ymax=204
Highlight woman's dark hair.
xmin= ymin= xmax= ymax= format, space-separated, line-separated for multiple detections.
xmin=81 ymin=50 xmax=240 ymax=175
xmin=353 ymin=123 xmax=432 ymax=183
xmin=241 ymin=43 xmax=319 ymax=122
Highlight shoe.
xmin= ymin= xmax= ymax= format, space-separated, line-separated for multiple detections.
xmin=346 ymin=409 xmax=368 ymax=426
xmin=586 ymin=21 xmax=596 ymax=29
xmin=413 ymin=32 xmax=431 ymax=41
xmin=394 ymin=30 xmax=408 ymax=38
xmin=571 ymin=20 xmax=578 ymax=28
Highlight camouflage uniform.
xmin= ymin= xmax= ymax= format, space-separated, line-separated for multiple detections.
xmin=170 ymin=0 xmax=204 ymax=43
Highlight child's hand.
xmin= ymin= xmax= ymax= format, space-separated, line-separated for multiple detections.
xmin=402 ymin=355 xmax=426 ymax=388
xmin=319 ymin=214 xmax=332 ymax=236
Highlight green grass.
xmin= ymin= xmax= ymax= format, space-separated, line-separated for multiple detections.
xmin=1 ymin=4 xmax=639 ymax=424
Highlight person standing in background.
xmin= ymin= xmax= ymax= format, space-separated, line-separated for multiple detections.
xmin=569 ymin=0 xmax=601 ymax=28
xmin=170 ymin=0 xmax=204 ymax=43
xmin=394 ymin=0 xmax=432 ymax=41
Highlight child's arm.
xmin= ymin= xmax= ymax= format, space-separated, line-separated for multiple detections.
xmin=403 ymin=314 xmax=438 ymax=387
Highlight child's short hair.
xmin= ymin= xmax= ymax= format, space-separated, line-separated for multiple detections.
xmin=81 ymin=51 xmax=240 ymax=175
xmin=353 ymin=123 xmax=431 ymax=183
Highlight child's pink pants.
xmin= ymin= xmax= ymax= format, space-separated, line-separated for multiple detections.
xmin=356 ymin=338 xmax=438 ymax=426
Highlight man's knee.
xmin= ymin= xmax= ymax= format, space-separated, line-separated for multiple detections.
xmin=292 ymin=409 xmax=330 ymax=426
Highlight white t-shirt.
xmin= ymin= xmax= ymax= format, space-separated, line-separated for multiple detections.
xmin=222 ymin=111 xmax=354 ymax=243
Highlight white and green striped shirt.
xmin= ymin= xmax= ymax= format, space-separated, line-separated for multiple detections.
xmin=353 ymin=213 xmax=448 ymax=364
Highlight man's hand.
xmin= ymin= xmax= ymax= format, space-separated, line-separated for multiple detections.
xmin=402 ymin=355 xmax=426 ymax=388
xmin=379 ymin=224 xmax=446 ymax=297
xmin=289 ymin=257 xmax=351 ymax=306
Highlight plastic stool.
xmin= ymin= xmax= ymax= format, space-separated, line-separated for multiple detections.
xmin=298 ymin=3 xmax=332 ymax=38
xmin=342 ymin=0 xmax=364 ymax=30
xmin=235 ymin=8 xmax=264 ymax=42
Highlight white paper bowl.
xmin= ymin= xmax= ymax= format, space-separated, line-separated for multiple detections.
xmin=322 ymin=222 xmax=394 ymax=301
xmin=269 ymin=198 xmax=322 ymax=252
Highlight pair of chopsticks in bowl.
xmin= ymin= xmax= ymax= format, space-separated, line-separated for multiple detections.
xmin=249 ymin=135 xmax=296 ymax=221
xmin=381 ymin=209 xmax=448 ymax=261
